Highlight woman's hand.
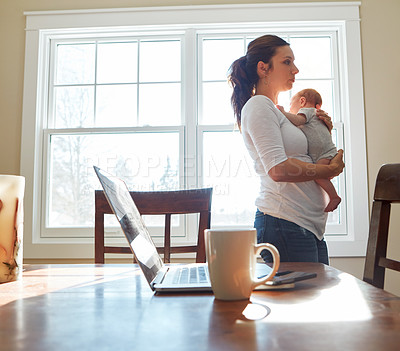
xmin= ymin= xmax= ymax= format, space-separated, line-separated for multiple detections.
xmin=316 ymin=109 xmax=333 ymax=132
xmin=328 ymin=149 xmax=345 ymax=178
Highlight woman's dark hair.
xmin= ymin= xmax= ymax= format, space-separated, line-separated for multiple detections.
xmin=228 ymin=35 xmax=289 ymax=128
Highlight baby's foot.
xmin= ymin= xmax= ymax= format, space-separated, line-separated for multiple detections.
xmin=324 ymin=196 xmax=341 ymax=212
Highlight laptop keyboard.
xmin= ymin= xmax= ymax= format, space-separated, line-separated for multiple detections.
xmin=172 ymin=266 xmax=209 ymax=284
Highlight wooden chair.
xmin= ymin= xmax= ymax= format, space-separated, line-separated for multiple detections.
xmin=363 ymin=163 xmax=400 ymax=288
xmin=95 ymin=188 xmax=212 ymax=264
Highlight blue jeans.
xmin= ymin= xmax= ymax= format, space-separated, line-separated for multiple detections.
xmin=254 ymin=210 xmax=329 ymax=264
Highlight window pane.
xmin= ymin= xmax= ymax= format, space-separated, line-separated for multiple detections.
xmin=277 ymin=90 xmax=291 ymax=109
xmin=96 ymin=85 xmax=137 ymax=127
xmin=97 ymin=42 xmax=138 ymax=83
xmin=139 ymin=83 xmax=181 ymax=126
xmin=54 ymin=86 xmax=94 ymax=128
xmin=202 ymin=38 xmax=244 ymax=81
xmin=139 ymin=40 xmax=181 ymax=82
xmin=291 ymin=80 xmax=334 ymax=119
xmin=201 ymin=82 xmax=233 ymax=125
xmin=290 ymin=37 xmax=332 ymax=79
xmin=48 ymin=132 xmax=180 ymax=227
xmin=202 ymin=131 xmax=258 ymax=226
xmin=55 ymin=43 xmax=95 ymax=85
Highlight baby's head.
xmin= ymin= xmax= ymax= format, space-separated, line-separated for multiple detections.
xmin=289 ymin=88 xmax=322 ymax=114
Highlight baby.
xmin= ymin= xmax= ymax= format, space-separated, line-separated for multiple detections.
xmin=278 ymin=88 xmax=341 ymax=212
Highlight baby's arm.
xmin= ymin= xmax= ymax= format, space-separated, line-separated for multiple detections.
xmin=276 ymin=105 xmax=306 ymax=126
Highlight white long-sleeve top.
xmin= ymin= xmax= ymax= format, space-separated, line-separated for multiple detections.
xmin=241 ymin=95 xmax=328 ymax=239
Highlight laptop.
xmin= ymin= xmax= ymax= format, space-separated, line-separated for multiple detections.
xmin=93 ymin=166 xmax=316 ymax=292
xmin=94 ymin=166 xmax=214 ymax=292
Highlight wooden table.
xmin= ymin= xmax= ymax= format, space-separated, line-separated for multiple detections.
xmin=0 ymin=263 xmax=399 ymax=351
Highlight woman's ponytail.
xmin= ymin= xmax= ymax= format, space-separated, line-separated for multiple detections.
xmin=228 ymin=56 xmax=256 ymax=129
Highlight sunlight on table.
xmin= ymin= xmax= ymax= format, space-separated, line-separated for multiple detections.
xmin=252 ymin=273 xmax=372 ymax=323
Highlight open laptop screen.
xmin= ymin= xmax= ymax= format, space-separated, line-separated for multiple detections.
xmin=94 ymin=166 xmax=163 ymax=285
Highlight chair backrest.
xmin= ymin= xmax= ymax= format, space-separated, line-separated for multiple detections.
xmin=363 ymin=163 xmax=400 ymax=288
xmin=95 ymin=188 xmax=212 ymax=264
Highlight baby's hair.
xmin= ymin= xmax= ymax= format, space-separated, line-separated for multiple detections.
xmin=295 ymin=88 xmax=322 ymax=107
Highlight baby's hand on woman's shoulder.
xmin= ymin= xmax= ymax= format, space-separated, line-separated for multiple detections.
xmin=276 ymin=105 xmax=285 ymax=113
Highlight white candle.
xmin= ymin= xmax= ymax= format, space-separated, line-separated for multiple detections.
xmin=0 ymin=175 xmax=25 ymax=283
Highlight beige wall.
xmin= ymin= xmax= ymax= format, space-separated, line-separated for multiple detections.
xmin=1 ymin=0 xmax=400 ymax=295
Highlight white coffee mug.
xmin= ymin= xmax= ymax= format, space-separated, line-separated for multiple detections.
xmin=205 ymin=228 xmax=280 ymax=301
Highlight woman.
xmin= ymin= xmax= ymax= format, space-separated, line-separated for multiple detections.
xmin=228 ymin=35 xmax=344 ymax=264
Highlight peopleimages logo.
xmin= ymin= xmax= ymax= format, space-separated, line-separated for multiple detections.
xmin=86 ymin=153 xmax=319 ymax=182
xmin=85 ymin=153 xmax=257 ymax=179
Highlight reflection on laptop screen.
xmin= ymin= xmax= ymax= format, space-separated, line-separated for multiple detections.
xmin=94 ymin=166 xmax=163 ymax=285
xmin=120 ymin=213 xmax=161 ymax=269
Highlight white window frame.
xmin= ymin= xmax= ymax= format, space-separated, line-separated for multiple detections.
xmin=21 ymin=2 xmax=368 ymax=259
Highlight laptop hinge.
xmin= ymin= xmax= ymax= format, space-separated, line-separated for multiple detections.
xmin=151 ymin=266 xmax=169 ymax=288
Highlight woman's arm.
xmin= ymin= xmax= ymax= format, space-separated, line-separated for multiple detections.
xmin=269 ymin=150 xmax=344 ymax=182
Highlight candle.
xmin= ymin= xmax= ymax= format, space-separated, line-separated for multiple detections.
xmin=0 ymin=175 xmax=25 ymax=283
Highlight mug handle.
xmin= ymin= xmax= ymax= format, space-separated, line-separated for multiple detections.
xmin=251 ymin=243 xmax=280 ymax=289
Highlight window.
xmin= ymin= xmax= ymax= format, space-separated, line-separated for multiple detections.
xmin=47 ymin=37 xmax=183 ymax=231
xmin=22 ymin=3 xmax=368 ymax=259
